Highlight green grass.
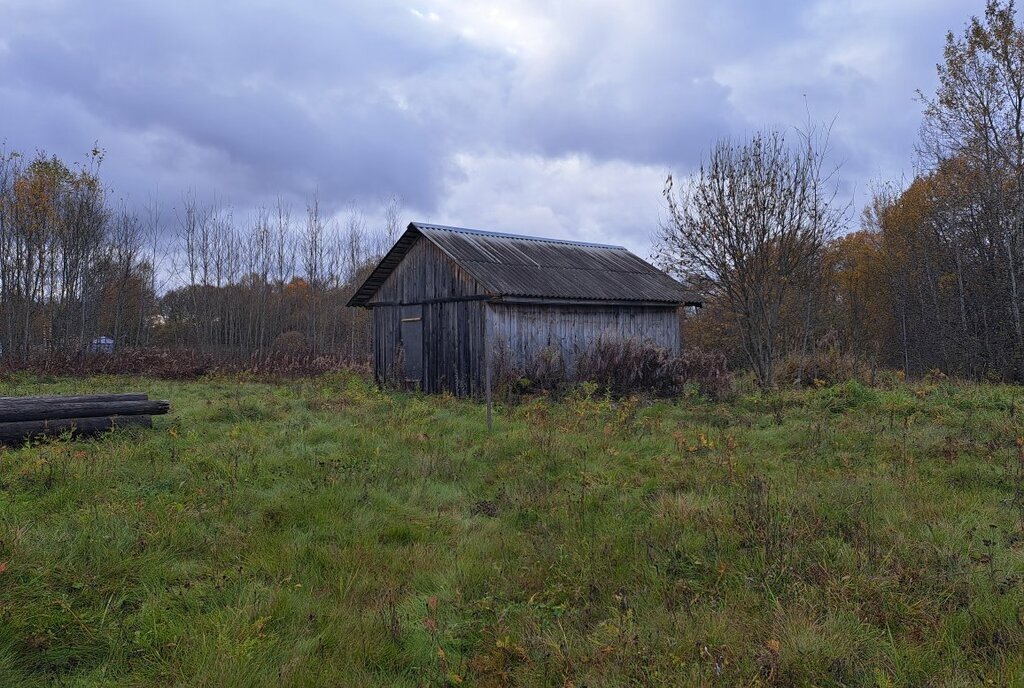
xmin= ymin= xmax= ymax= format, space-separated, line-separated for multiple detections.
xmin=2 ymin=374 xmax=1024 ymax=685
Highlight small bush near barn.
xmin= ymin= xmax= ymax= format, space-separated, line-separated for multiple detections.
xmin=2 ymin=374 xmax=1024 ymax=685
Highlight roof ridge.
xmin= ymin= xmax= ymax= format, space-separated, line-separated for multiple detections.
xmin=412 ymin=222 xmax=626 ymax=250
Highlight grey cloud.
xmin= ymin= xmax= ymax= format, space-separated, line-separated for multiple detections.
xmin=0 ymin=0 xmax=994 ymax=247
xmin=2 ymin=0 xmax=506 ymax=211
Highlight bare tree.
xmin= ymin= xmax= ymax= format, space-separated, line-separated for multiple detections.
xmin=656 ymin=127 xmax=847 ymax=387
xmin=302 ymin=193 xmax=327 ymax=354
xmin=105 ymin=203 xmax=144 ymax=344
xmin=380 ymin=195 xmax=402 ymax=255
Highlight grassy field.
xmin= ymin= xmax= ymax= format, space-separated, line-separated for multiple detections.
xmin=2 ymin=374 xmax=1024 ymax=686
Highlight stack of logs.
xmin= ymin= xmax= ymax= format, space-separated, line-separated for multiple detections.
xmin=0 ymin=393 xmax=170 ymax=444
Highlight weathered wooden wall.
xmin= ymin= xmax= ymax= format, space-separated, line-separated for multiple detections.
xmin=368 ymin=238 xmax=486 ymax=305
xmin=486 ymin=303 xmax=681 ymax=372
xmin=369 ymin=237 xmax=684 ymax=397
xmin=370 ymin=238 xmax=488 ymax=395
xmin=422 ymin=300 xmax=486 ymax=396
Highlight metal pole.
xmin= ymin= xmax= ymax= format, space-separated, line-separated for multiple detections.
xmin=485 ymin=308 xmax=493 ymax=432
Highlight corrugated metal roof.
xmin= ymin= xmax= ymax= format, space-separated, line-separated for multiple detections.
xmin=348 ymin=222 xmax=700 ymax=307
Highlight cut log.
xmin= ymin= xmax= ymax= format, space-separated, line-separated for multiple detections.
xmin=0 ymin=393 xmax=148 ymax=406
xmin=0 ymin=399 xmax=169 ymax=423
xmin=0 ymin=415 xmax=153 ymax=444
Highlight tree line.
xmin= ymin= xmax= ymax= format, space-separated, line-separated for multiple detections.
xmin=6 ymin=1 xmax=1023 ymax=387
xmin=0 ymin=147 xmax=398 ymax=361
xmin=659 ymin=0 xmax=1024 ymax=387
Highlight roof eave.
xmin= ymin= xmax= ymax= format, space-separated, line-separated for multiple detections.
xmin=346 ymin=224 xmax=424 ymax=307
xmin=490 ymin=295 xmax=700 ymax=307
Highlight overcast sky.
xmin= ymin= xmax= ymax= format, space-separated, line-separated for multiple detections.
xmin=0 ymin=0 xmax=978 ymax=256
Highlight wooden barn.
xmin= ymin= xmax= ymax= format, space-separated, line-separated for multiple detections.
xmin=347 ymin=222 xmax=701 ymax=396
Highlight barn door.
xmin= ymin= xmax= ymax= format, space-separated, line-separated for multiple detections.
xmin=400 ymin=305 xmax=423 ymax=389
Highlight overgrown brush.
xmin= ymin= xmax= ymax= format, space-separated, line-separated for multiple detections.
xmin=775 ymin=348 xmax=872 ymax=387
xmin=0 ymin=348 xmax=371 ymax=380
xmin=495 ymin=338 xmax=734 ymax=400
xmin=576 ymin=338 xmax=733 ymax=399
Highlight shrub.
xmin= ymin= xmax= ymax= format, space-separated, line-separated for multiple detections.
xmin=816 ymin=379 xmax=881 ymax=413
xmin=522 ymin=347 xmax=569 ymax=392
xmin=668 ymin=346 xmax=735 ymax=400
xmin=775 ymin=349 xmax=869 ymax=388
xmin=575 ymin=338 xmax=671 ymax=396
xmin=491 ymin=345 xmax=565 ymax=401
xmin=576 ymin=338 xmax=733 ymax=399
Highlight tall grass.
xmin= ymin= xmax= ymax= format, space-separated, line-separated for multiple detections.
xmin=0 ymin=374 xmax=1023 ymax=685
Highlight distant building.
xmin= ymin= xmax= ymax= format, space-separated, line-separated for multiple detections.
xmin=347 ymin=222 xmax=701 ymax=396
xmin=88 ymin=336 xmax=114 ymax=354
